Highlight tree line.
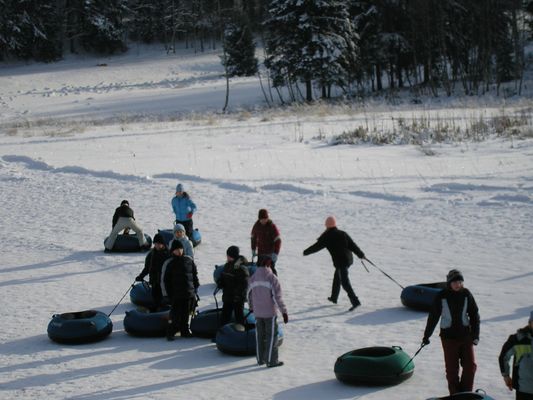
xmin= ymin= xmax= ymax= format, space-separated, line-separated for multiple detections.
xmin=1 ymin=0 xmax=532 ymax=100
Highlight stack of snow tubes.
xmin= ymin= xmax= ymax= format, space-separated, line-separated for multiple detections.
xmin=215 ymin=322 xmax=284 ymax=356
xmin=47 ymin=310 xmax=113 ymax=344
xmin=123 ymin=306 xmax=170 ymax=337
xmin=334 ymin=346 xmax=414 ymax=385
xmin=104 ymin=233 xmax=152 ymax=253
xmin=190 ymin=308 xmax=255 ymax=338
xmin=400 ymin=282 xmax=447 ymax=311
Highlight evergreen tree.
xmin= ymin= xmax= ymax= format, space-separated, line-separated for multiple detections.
xmin=264 ymin=0 xmax=357 ymax=101
xmin=129 ymin=0 xmax=167 ymax=43
xmin=221 ymin=19 xmax=258 ymax=77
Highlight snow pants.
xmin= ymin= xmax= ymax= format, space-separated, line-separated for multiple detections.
xmin=105 ymin=217 xmax=147 ymax=250
xmin=255 ymin=316 xmax=280 ymax=366
xmin=167 ymin=297 xmax=192 ymax=336
xmin=441 ymin=336 xmax=477 ymax=394
xmin=331 ymin=266 xmax=359 ymax=307
xmin=220 ymin=300 xmax=245 ymax=326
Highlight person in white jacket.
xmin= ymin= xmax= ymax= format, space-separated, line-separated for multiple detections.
xmin=247 ymin=257 xmax=288 ymax=368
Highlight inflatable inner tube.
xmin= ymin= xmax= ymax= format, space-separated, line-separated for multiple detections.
xmin=426 ymin=390 xmax=496 ymax=400
xmin=104 ymin=233 xmax=152 ymax=253
xmin=334 ymin=346 xmax=414 ymax=386
xmin=213 ymin=263 xmax=257 ymax=283
xmin=47 ymin=310 xmax=113 ymax=344
xmin=216 ymin=322 xmax=284 ymax=356
xmin=124 ymin=306 xmax=170 ymax=337
xmin=190 ymin=308 xmax=255 ymax=338
xmin=158 ymin=228 xmax=201 ymax=247
xmin=130 ymin=282 xmax=168 ymax=308
xmin=400 ymin=282 xmax=447 ymax=311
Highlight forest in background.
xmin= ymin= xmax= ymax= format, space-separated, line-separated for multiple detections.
xmin=2 ymin=0 xmax=533 ymax=101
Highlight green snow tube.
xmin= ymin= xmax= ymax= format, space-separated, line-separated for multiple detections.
xmin=334 ymin=346 xmax=414 ymax=386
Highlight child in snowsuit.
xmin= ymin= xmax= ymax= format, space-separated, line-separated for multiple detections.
xmin=499 ymin=311 xmax=533 ymax=400
xmin=247 ymin=257 xmax=288 ymax=368
xmin=105 ymin=200 xmax=149 ymax=251
xmin=216 ymin=246 xmax=249 ymax=326
xmin=171 ymin=183 xmax=197 ymax=239
xmin=302 ymin=216 xmax=365 ymax=311
xmin=161 ymin=240 xmax=199 ymax=340
xmin=251 ymin=208 xmax=281 ymax=275
xmin=422 ymin=269 xmax=480 ymax=395
xmin=168 ymin=223 xmax=194 ymax=258
xmin=135 ymin=233 xmax=168 ymax=310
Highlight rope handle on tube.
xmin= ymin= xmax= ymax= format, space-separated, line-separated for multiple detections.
xmin=362 ymin=258 xmax=404 ymax=289
xmin=108 ymin=281 xmax=135 ymax=317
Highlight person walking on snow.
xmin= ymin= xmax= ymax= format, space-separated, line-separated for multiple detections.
xmin=247 ymin=257 xmax=288 ymax=368
xmin=135 ymin=233 xmax=168 ymax=311
xmin=171 ymin=183 xmax=197 ymax=239
xmin=105 ymin=200 xmax=149 ymax=251
xmin=302 ymin=216 xmax=365 ymax=311
xmin=161 ymin=240 xmax=199 ymax=340
xmin=251 ymin=208 xmax=281 ymax=275
xmin=499 ymin=311 xmax=533 ymax=400
xmin=422 ymin=269 xmax=480 ymax=395
xmin=169 ymin=223 xmax=194 ymax=258
xmin=216 ymin=246 xmax=250 ymax=326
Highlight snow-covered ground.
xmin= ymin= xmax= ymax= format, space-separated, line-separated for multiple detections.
xmin=0 ymin=45 xmax=532 ymax=400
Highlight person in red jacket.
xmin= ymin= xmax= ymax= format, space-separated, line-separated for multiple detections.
xmin=251 ymin=209 xmax=281 ymax=275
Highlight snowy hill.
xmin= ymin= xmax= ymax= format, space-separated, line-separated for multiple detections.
xmin=0 ymin=46 xmax=532 ymax=400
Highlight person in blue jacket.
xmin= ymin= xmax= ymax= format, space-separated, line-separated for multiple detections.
xmin=171 ymin=183 xmax=197 ymax=238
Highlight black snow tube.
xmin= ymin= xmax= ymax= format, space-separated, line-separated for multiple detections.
xmin=129 ymin=281 xmax=168 ymax=308
xmin=47 ymin=310 xmax=113 ymax=344
xmin=426 ymin=390 xmax=496 ymax=400
xmin=190 ymin=308 xmax=255 ymax=338
xmin=215 ymin=322 xmax=284 ymax=356
xmin=123 ymin=306 xmax=170 ymax=337
xmin=104 ymin=233 xmax=152 ymax=253
xmin=400 ymin=282 xmax=447 ymax=311
xmin=334 ymin=346 xmax=414 ymax=385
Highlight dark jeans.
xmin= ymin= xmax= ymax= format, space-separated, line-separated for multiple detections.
xmin=168 ymin=297 xmax=192 ymax=336
xmin=441 ymin=337 xmax=477 ymax=394
xmin=150 ymin=284 xmax=163 ymax=312
xmin=330 ymin=266 xmax=359 ymax=306
xmin=220 ymin=301 xmax=245 ymax=326
xmin=175 ymin=220 xmax=193 ymax=239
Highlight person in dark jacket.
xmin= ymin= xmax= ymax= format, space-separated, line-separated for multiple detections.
xmin=135 ymin=233 xmax=168 ymax=311
xmin=251 ymin=209 xmax=281 ymax=275
xmin=217 ymin=246 xmax=250 ymax=326
xmin=105 ymin=200 xmax=149 ymax=251
xmin=422 ymin=269 xmax=480 ymax=395
xmin=161 ymin=239 xmax=199 ymax=340
xmin=302 ymin=216 xmax=365 ymax=311
xmin=498 ymin=311 xmax=533 ymax=399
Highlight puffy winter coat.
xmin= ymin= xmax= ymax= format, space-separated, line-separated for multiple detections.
xmin=217 ymin=256 xmax=250 ymax=303
xmin=247 ymin=266 xmax=287 ymax=319
xmin=171 ymin=193 xmax=197 ymax=221
xmin=138 ymin=248 xmax=168 ymax=286
xmin=499 ymin=326 xmax=533 ymax=394
xmin=424 ymin=288 xmax=480 ymax=341
xmin=251 ymin=220 xmax=281 ymax=256
xmin=112 ymin=205 xmax=135 ymax=227
xmin=161 ymin=254 xmax=199 ymax=299
xmin=303 ymin=227 xmax=365 ymax=268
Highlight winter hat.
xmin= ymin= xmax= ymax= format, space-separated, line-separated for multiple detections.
xmin=153 ymin=233 xmax=166 ymax=245
xmin=120 ymin=200 xmax=129 ymax=206
xmin=258 ymin=209 xmax=269 ymax=219
xmin=446 ymin=269 xmax=464 ymax=284
xmin=226 ymin=245 xmax=240 ymax=259
xmin=325 ymin=215 xmax=337 ymax=228
xmin=170 ymin=239 xmax=184 ymax=252
xmin=173 ymin=224 xmax=185 ymax=233
xmin=176 ymin=183 xmax=184 ymax=192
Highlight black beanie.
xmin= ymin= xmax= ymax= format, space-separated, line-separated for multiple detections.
xmin=153 ymin=233 xmax=166 ymax=246
xmin=226 ymin=245 xmax=240 ymax=259
xmin=170 ymin=240 xmax=184 ymax=253
xmin=446 ymin=269 xmax=464 ymax=283
xmin=120 ymin=200 xmax=129 ymax=206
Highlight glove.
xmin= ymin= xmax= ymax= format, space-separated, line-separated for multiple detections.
xmin=135 ymin=275 xmax=143 ymax=282
xmin=422 ymin=337 xmax=430 ymax=345
xmin=473 ymin=338 xmax=479 ymax=346
xmin=271 ymin=253 xmax=278 ymax=263
xmin=503 ymin=375 xmax=513 ymax=390
xmin=282 ymin=313 xmax=289 ymax=324
xmin=186 ymin=213 xmax=193 ymax=219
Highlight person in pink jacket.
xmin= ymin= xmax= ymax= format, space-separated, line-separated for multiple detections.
xmin=247 ymin=257 xmax=288 ymax=368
